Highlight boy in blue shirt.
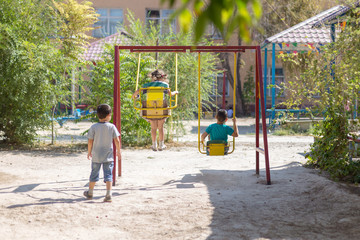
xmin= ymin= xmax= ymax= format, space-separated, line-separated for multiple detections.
xmin=201 ymin=109 xmax=239 ymax=154
xmin=84 ymin=104 xmax=121 ymax=202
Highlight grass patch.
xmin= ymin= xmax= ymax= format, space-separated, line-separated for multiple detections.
xmin=271 ymin=123 xmax=312 ymax=136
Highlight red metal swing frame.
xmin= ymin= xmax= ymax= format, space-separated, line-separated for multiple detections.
xmin=113 ymin=45 xmax=271 ymax=185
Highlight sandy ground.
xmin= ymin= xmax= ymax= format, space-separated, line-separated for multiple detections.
xmin=1 ymin=118 xmax=360 ymax=240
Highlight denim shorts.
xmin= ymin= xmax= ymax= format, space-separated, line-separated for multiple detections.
xmin=89 ymin=161 xmax=113 ymax=182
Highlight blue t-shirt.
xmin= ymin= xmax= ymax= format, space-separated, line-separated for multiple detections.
xmin=205 ymin=123 xmax=234 ymax=142
xmin=87 ymin=122 xmax=120 ymax=163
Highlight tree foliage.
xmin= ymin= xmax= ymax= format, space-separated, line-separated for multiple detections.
xmin=51 ymin=0 xmax=99 ymax=59
xmin=161 ymin=0 xmax=262 ymax=42
xmin=280 ymin=9 xmax=360 ymax=183
xmin=258 ymin=0 xmax=321 ymax=41
xmin=0 ymin=0 xmax=98 ymax=144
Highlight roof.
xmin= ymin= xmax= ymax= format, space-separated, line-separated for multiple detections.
xmin=261 ymin=6 xmax=344 ymax=51
xmin=312 ymin=1 xmax=360 ymax=27
xmin=82 ymin=30 xmax=131 ymax=61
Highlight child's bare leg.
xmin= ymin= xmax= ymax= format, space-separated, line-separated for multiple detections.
xmin=89 ymin=182 xmax=96 ymax=190
xmin=105 ymin=181 xmax=112 ymax=198
xmin=84 ymin=181 xmax=96 ymax=199
xmin=158 ymin=119 xmax=167 ymax=150
xmin=150 ymin=120 xmax=158 ymax=142
xmin=158 ymin=119 xmax=166 ymax=141
xmin=106 ymin=181 xmax=112 ymax=191
xmin=150 ymin=120 xmax=158 ymax=150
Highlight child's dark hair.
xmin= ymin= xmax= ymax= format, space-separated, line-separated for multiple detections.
xmin=216 ymin=109 xmax=227 ymax=123
xmin=149 ymin=69 xmax=169 ymax=83
xmin=97 ymin=104 xmax=112 ymax=119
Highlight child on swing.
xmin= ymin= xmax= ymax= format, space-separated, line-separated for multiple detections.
xmin=201 ymin=109 xmax=239 ymax=154
xmin=132 ymin=69 xmax=178 ymax=151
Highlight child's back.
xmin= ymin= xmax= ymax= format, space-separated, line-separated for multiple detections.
xmin=88 ymin=122 xmax=119 ymax=163
xmin=201 ymin=109 xmax=239 ymax=143
xmin=205 ymin=123 xmax=234 ymax=142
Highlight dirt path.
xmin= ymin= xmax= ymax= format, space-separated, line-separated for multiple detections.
xmin=1 ymin=119 xmax=360 ymax=240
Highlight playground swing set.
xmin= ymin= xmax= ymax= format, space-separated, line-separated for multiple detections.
xmin=112 ymin=45 xmax=271 ymax=185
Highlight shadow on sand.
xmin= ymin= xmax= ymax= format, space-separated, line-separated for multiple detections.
xmin=175 ymin=163 xmax=360 ymax=239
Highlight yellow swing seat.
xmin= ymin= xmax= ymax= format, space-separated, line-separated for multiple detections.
xmin=134 ymin=82 xmax=176 ymax=119
xmin=206 ymin=140 xmax=230 ymax=156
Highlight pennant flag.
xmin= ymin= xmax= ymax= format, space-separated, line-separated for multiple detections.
xmin=279 ymin=51 xmax=284 ymax=55
xmin=287 ymin=51 xmax=291 ymax=54
xmin=301 ymin=51 xmax=305 ymax=54
xmin=342 ymin=21 xmax=346 ymax=30
xmin=286 ymin=43 xmax=290 ymax=47
xmin=308 ymin=50 xmax=312 ymax=56
xmin=278 ymin=43 xmax=282 ymax=49
xmin=293 ymin=50 xmax=298 ymax=54
xmin=316 ymin=47 xmax=320 ymax=52
xmin=282 ymin=42 xmax=286 ymax=48
xmin=292 ymin=43 xmax=298 ymax=47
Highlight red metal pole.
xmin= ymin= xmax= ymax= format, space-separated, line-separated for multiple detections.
xmin=113 ymin=46 xmax=122 ymax=186
xmin=222 ymin=71 xmax=226 ymax=109
xmin=255 ymin=50 xmax=260 ymax=175
xmin=256 ymin=46 xmax=271 ymax=185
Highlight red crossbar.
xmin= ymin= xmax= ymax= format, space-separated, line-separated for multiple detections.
xmin=117 ymin=45 xmax=255 ymax=53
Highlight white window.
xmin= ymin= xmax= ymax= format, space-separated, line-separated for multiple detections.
xmin=93 ymin=9 xmax=123 ymax=38
xmin=146 ymin=9 xmax=176 ymax=35
xmin=211 ymin=73 xmax=229 ymax=97
xmin=266 ymin=68 xmax=285 ymax=97
xmin=206 ymin=24 xmax=222 ymax=39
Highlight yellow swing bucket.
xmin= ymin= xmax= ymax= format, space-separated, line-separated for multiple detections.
xmin=133 ymin=53 xmax=178 ymax=118
xmin=198 ymin=52 xmax=237 ymax=155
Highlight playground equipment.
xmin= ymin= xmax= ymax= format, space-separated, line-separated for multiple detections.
xmin=198 ymin=51 xmax=238 ymax=156
xmin=113 ymin=45 xmax=271 ymax=185
xmin=133 ymin=53 xmax=178 ymax=119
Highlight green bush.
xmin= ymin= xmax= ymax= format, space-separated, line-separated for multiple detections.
xmin=280 ymin=9 xmax=360 ymax=183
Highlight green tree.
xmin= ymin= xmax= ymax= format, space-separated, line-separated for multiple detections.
xmin=0 ymin=0 xmax=98 ymax=144
xmin=0 ymin=0 xmax=60 ymax=144
xmin=50 ymin=0 xmax=98 ymax=143
xmin=280 ymin=9 xmax=360 ymax=182
xmin=51 ymin=0 xmax=99 ymax=60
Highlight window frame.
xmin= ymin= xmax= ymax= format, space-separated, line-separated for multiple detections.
xmin=93 ymin=8 xmax=124 ymax=38
xmin=266 ymin=67 xmax=285 ymax=97
xmin=145 ymin=9 xmax=176 ymax=35
xmin=211 ymin=73 xmax=230 ymax=98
